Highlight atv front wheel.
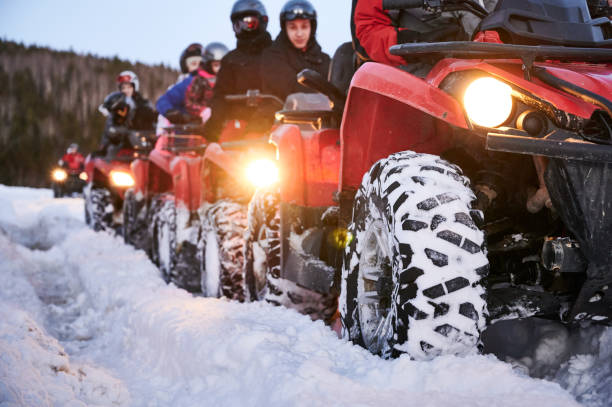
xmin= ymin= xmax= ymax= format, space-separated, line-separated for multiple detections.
xmin=150 ymin=195 xmax=176 ymax=283
xmin=122 ymin=189 xmax=150 ymax=251
xmin=84 ymin=185 xmax=114 ymax=232
xmin=341 ymin=152 xmax=488 ymax=360
xmin=243 ymin=188 xmax=281 ymax=301
xmin=201 ymin=200 xmax=247 ymax=301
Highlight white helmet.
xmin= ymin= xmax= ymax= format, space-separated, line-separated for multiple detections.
xmin=117 ymin=70 xmax=139 ymax=92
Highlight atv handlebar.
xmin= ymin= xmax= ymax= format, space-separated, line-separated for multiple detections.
xmin=382 ymin=0 xmax=424 ymax=9
xmin=383 ymin=0 xmax=488 ymax=18
xmin=225 ymin=90 xmax=284 ymax=108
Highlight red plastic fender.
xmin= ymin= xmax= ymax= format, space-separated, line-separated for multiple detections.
xmin=130 ymin=159 xmax=149 ymax=197
xmin=270 ymin=124 xmax=341 ymax=207
xmin=340 ymin=62 xmax=464 ymax=191
xmin=169 ymin=155 xmax=203 ymax=212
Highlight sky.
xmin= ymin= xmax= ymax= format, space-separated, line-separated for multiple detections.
xmin=0 ymin=0 xmax=353 ymax=69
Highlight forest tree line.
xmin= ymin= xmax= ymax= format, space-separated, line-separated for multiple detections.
xmin=0 ymin=39 xmax=178 ymax=187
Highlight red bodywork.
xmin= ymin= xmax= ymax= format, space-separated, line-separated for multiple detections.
xmin=273 ymin=34 xmax=611 ymax=206
xmin=85 ymin=149 xmax=134 ymax=200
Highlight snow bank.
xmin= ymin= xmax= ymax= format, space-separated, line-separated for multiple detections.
xmin=0 ymin=186 xmax=605 ymax=406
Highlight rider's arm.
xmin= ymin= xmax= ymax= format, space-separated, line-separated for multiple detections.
xmin=205 ymin=57 xmax=234 ymax=141
xmin=354 ymin=0 xmax=408 ymax=66
xmin=155 ymin=78 xmax=190 ymax=116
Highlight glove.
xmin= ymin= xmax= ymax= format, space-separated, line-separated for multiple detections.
xmin=164 ymin=109 xmax=192 ymax=125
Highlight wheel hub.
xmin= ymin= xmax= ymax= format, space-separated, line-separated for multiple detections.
xmin=357 ymin=220 xmax=394 ymax=355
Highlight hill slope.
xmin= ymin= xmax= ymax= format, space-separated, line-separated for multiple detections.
xmin=0 ymin=40 xmax=178 ymax=186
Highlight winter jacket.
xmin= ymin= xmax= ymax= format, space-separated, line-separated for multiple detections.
xmin=260 ymin=32 xmax=331 ymax=103
xmin=99 ymin=92 xmax=156 ymax=154
xmin=60 ymin=152 xmax=85 ymax=173
xmin=352 ymin=0 xmax=467 ymax=67
xmin=204 ymin=31 xmax=274 ymax=140
xmin=156 ymin=69 xmax=216 ymax=121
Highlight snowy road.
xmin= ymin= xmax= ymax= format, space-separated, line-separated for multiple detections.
xmin=0 ymin=185 xmax=609 ymax=407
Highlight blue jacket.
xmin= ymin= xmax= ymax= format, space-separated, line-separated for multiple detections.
xmin=156 ymin=75 xmax=192 ymax=116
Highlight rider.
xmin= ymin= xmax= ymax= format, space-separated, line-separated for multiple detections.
xmin=178 ymin=43 xmax=205 ymax=83
xmin=156 ymin=42 xmax=229 ymax=125
xmin=260 ymin=0 xmax=330 ymax=102
xmin=59 ymin=143 xmax=85 ymax=173
xmin=204 ymin=0 xmax=274 ymax=140
xmin=97 ymin=72 xmax=156 ymax=156
xmin=115 ymin=70 xmax=157 ymax=130
xmin=351 ymin=0 xmax=491 ymax=75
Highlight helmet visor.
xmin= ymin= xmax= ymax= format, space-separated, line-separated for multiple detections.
xmin=117 ymin=74 xmax=133 ymax=84
xmin=233 ymin=15 xmax=260 ymax=33
xmin=284 ymin=7 xmax=315 ymax=22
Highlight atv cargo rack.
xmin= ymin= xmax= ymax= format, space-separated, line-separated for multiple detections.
xmin=390 ymin=41 xmax=612 ymax=63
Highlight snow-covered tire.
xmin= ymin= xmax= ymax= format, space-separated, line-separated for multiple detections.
xmin=341 ymin=151 xmax=488 ymax=360
xmin=84 ymin=186 xmax=114 ymax=232
xmin=122 ymin=189 xmax=149 ymax=251
xmin=150 ymin=195 xmax=176 ymax=283
xmin=243 ymin=189 xmax=337 ymax=322
xmin=243 ymin=188 xmax=281 ymax=301
xmin=201 ymin=200 xmax=247 ymax=301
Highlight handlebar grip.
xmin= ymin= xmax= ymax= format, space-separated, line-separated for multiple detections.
xmin=382 ymin=0 xmax=424 ymax=9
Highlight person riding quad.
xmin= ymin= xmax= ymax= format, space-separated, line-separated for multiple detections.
xmin=178 ymin=43 xmax=205 ymax=83
xmin=204 ymin=0 xmax=274 ymax=140
xmin=156 ymin=42 xmax=229 ymax=125
xmin=98 ymin=72 xmax=156 ymax=155
xmin=351 ymin=0 xmax=493 ymax=75
xmin=260 ymin=0 xmax=330 ymax=103
xmin=59 ymin=143 xmax=85 ymax=173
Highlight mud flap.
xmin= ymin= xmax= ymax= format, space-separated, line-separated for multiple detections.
xmin=545 ymin=159 xmax=612 ymax=324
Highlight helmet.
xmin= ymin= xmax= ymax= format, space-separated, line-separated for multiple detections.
xmin=203 ymin=42 xmax=229 ymax=73
xmin=180 ymin=43 xmax=204 ymax=74
xmin=280 ymin=0 xmax=317 ymax=34
xmin=117 ymin=70 xmax=139 ymax=92
xmin=67 ymin=143 xmax=79 ymax=154
xmin=230 ymin=0 xmax=269 ymax=37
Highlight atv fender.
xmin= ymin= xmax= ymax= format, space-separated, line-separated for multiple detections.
xmin=169 ymin=155 xmax=204 ymax=213
xmin=270 ymin=125 xmax=341 ymax=207
xmin=340 ymin=63 xmax=466 ymax=191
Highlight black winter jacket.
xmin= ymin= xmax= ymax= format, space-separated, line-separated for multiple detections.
xmin=205 ymin=31 xmax=273 ymax=140
xmin=260 ymin=32 xmax=331 ymax=103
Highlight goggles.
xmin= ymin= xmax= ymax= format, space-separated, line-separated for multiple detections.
xmin=233 ymin=15 xmax=260 ymax=33
xmin=117 ymin=74 xmax=133 ymax=84
xmin=284 ymin=7 xmax=315 ymax=21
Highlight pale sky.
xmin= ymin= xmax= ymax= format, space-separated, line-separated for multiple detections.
xmin=0 ymin=0 xmax=352 ymax=69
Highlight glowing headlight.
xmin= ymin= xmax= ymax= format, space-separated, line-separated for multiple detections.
xmin=79 ymin=172 xmax=88 ymax=181
xmin=110 ymin=170 xmax=135 ymax=188
xmin=52 ymin=168 xmax=68 ymax=182
xmin=464 ymin=77 xmax=513 ymax=128
xmin=245 ymin=159 xmax=279 ymax=188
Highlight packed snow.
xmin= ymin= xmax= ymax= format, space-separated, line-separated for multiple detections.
xmin=0 ymin=185 xmax=610 ymax=407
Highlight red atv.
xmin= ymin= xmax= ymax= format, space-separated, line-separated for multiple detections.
xmin=244 ymin=0 xmax=612 ymax=360
xmin=84 ymin=130 xmax=154 ymax=232
xmin=124 ymin=92 xmax=281 ymax=294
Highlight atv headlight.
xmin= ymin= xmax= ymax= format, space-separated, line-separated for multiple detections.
xmin=109 ymin=170 xmax=135 ymax=188
xmin=464 ymin=77 xmax=513 ymax=128
xmin=79 ymin=172 xmax=88 ymax=181
xmin=52 ymin=168 xmax=68 ymax=182
xmin=245 ymin=159 xmax=279 ymax=188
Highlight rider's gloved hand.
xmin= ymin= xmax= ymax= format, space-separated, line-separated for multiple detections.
xmin=164 ymin=109 xmax=193 ymax=125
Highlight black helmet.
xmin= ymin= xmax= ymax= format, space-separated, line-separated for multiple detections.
xmin=203 ymin=42 xmax=229 ymax=73
xmin=230 ymin=0 xmax=269 ymax=37
xmin=280 ymin=0 xmax=317 ymax=34
xmin=180 ymin=43 xmax=204 ymax=74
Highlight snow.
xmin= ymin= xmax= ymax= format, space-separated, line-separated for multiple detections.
xmin=0 ymin=185 xmax=609 ymax=406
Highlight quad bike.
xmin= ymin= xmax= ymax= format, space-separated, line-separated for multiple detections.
xmin=245 ymin=0 xmax=612 ymax=360
xmin=51 ymin=166 xmax=87 ymax=198
xmin=84 ymin=130 xmax=154 ymax=232
xmin=125 ymin=91 xmax=280 ymax=295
